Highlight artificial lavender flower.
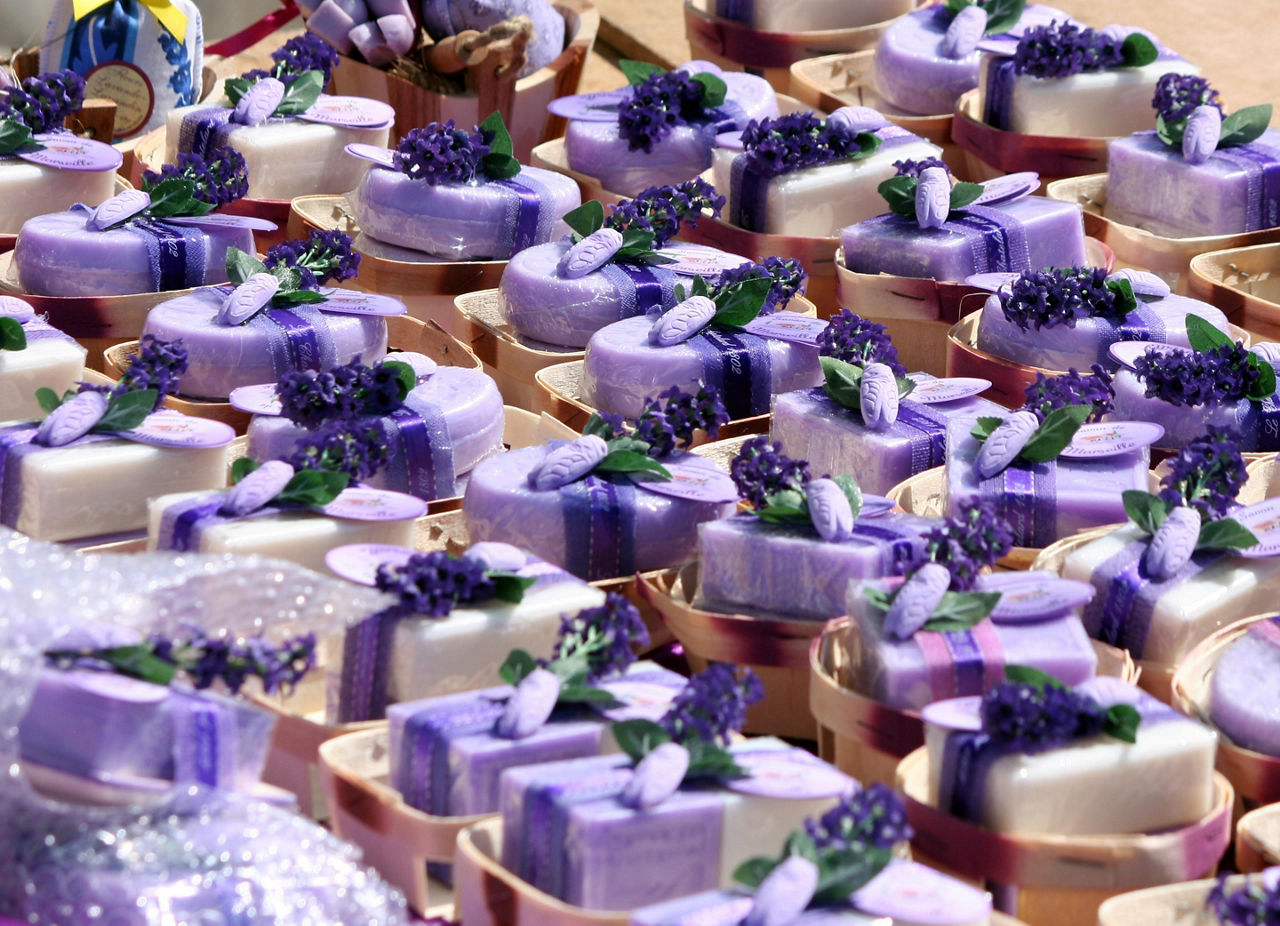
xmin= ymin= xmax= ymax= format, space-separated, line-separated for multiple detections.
xmin=716 ymin=256 xmax=807 ymax=314
xmin=1012 ymin=21 xmax=1124 ymax=79
xmin=816 ymin=309 xmax=907 ymax=376
xmin=1152 ymin=73 xmax=1221 ymax=124
xmin=980 ymin=678 xmax=1107 ymax=753
xmin=1023 ymin=364 xmax=1114 ymax=422
xmin=118 ymin=334 xmax=188 ymax=410
xmin=270 ymin=32 xmax=340 ymax=84
xmin=1157 ymin=427 xmax=1247 ymax=519
xmin=660 ymin=663 xmax=763 ymax=746
xmin=288 ymin=418 xmax=388 ymax=482
xmin=393 ymin=120 xmax=491 ymax=185
xmin=141 ymin=147 xmax=250 ymax=206
xmin=605 ymin=178 xmax=725 ymax=248
xmin=633 ymin=385 xmax=729 ymax=457
xmin=276 ymin=360 xmax=369 ymax=429
xmin=1206 ymin=873 xmax=1280 ymax=925
xmin=923 ymin=499 xmax=1015 ymax=590
xmin=0 ymin=69 xmax=84 ymax=133
xmin=730 ymin=436 xmax=811 ymax=509
xmin=263 ymin=229 xmax=361 ymax=289
xmin=1001 ymin=266 xmax=1127 ymax=331
xmin=549 ymin=592 xmax=650 ymax=683
xmin=804 ymin=783 xmax=913 ymax=851
xmin=374 ymin=551 xmax=496 ymax=618
xmin=1134 ymin=342 xmax=1259 ymax=407
xmin=740 ymin=111 xmax=873 ymax=177
xmin=617 ymin=70 xmax=711 ymax=153
xmin=893 ymin=157 xmax=949 ymax=178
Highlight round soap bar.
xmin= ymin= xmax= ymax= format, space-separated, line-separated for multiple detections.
xmin=582 ymin=315 xmax=823 ymax=418
xmin=14 ymin=209 xmax=253 ymax=297
xmin=351 ymin=164 xmax=580 ymax=260
xmin=1210 ymin=625 xmax=1280 ymax=757
xmin=246 ymin=366 xmax=505 ymax=497
xmin=1110 ymin=368 xmax=1257 ymax=450
xmin=463 ymin=444 xmax=736 ymax=579
xmin=420 ymin=0 xmax=565 ymax=77
xmin=143 ymin=288 xmax=388 ymax=399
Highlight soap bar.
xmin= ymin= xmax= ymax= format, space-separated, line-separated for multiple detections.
xmin=1110 ymin=367 xmax=1274 ymax=451
xmin=420 ymin=0 xmax=565 ymax=77
xmin=0 ymin=318 xmax=86 ymax=422
xmin=582 ymin=315 xmax=822 ymax=420
xmin=463 ymin=445 xmax=737 ymax=580
xmin=1209 ymin=618 xmax=1280 ymax=757
xmin=715 ymin=0 xmax=913 ymax=31
xmin=351 ymin=164 xmax=580 ymax=260
xmin=500 ymin=739 xmax=856 ymax=910
xmin=0 ymin=155 xmax=117 ymax=234
xmin=770 ymin=379 xmax=1005 ymax=495
xmin=925 ymin=676 xmax=1217 ymax=835
xmin=945 ymin=418 xmax=1149 ymax=548
xmin=1108 ymin=129 xmax=1280 ymax=237
xmin=1062 ymin=522 xmax=1280 ymax=664
xmin=142 ymin=287 xmax=389 ymax=399
xmin=14 ymin=207 xmax=253 ymax=297
xmin=848 ymin=571 xmax=1098 ymax=710
xmin=385 ymin=661 xmax=686 ymax=815
xmin=840 ymin=195 xmax=1087 ymax=280
xmin=696 ymin=510 xmax=934 ymax=620
xmin=0 ymin=421 xmax=229 ymax=542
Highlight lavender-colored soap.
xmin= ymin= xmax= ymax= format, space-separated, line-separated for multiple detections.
xmin=840 ymin=195 xmax=1087 ymax=280
xmin=582 ymin=315 xmax=822 ymax=419
xmin=142 ymin=288 xmax=389 ymax=399
xmin=464 ymin=445 xmax=736 ymax=580
xmin=715 ymin=0 xmax=913 ymax=31
xmin=352 ymin=164 xmax=580 ymax=259
xmin=1110 ymin=367 xmax=1265 ymax=450
xmin=420 ymin=0 xmax=565 ymax=77
xmin=1210 ymin=620 xmax=1280 ymax=756
xmin=14 ymin=208 xmax=252 ymax=297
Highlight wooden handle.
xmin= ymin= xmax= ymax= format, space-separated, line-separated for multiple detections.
xmin=65 ymin=97 xmax=118 ymax=142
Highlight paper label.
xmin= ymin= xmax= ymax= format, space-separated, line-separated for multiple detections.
xmin=165 ymin=213 xmax=280 ymax=233
xmin=1060 ymin=420 xmax=1164 ymax=458
xmin=85 ymin=61 xmax=153 ymax=139
xmin=655 ymin=245 xmax=751 ymax=279
xmin=320 ymin=290 xmax=407 ymax=317
xmin=1231 ymin=498 xmax=1280 ymax=559
xmin=975 ymin=35 xmax=1020 ymax=56
xmin=727 ymin=750 xmax=853 ymax=800
xmin=920 ymin=697 xmax=983 ymax=732
xmin=324 ymin=542 xmax=416 ymax=585
xmin=18 ymin=133 xmax=123 ymax=172
xmin=322 ymin=487 xmax=428 ymax=521
xmin=1109 ymin=340 xmax=1187 ymax=370
xmin=546 ymin=90 xmax=629 ymax=122
xmin=297 ymin=95 xmax=395 ymax=129
xmin=905 ymin=376 xmax=992 ymax=405
xmin=228 ymin=383 xmax=282 ymax=416
xmin=858 ymin=495 xmax=896 ymax=518
xmin=594 ymin=680 xmax=681 ymax=723
xmin=984 ymin=574 xmax=1095 ymax=622
xmin=740 ymin=313 xmax=829 ymax=346
xmin=344 ymin=142 xmax=398 ymax=168
xmin=971 ymin=171 xmax=1040 ymax=207
xmin=118 ymin=412 xmax=236 ymax=449
xmin=852 ymin=861 xmax=992 ymax=924
xmin=964 ymin=271 xmax=1020 ymax=292
xmin=632 ymin=460 xmax=740 ymax=504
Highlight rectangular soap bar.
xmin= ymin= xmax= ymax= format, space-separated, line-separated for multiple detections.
xmin=1107 ymin=129 xmax=1280 ymax=237
xmin=0 ymin=320 xmax=86 ymax=421
xmin=0 ymin=157 xmax=117 ymax=233
xmin=1061 ymin=522 xmax=1280 ymax=664
xmin=771 ymin=379 xmax=1006 ymax=495
xmin=714 ymin=0 xmax=914 ymax=31
xmin=839 ymin=195 xmax=1087 ymax=280
xmin=696 ymin=510 xmax=934 ymax=620
xmin=925 ymin=677 xmax=1217 ymax=835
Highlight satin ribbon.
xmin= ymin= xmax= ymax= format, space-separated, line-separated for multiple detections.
xmin=1101 ymin=302 xmax=1167 ymax=364
xmin=254 ymin=306 xmax=337 ymax=377
xmin=1214 ymin=138 xmax=1280 ymax=232
xmin=598 ymin=261 xmax=676 ymax=319
xmin=171 ymin=692 xmax=236 ymax=786
xmin=848 ymin=517 xmax=928 ymax=574
xmin=978 ymin=460 xmax=1057 ymax=548
xmin=382 ymin=404 xmax=456 ymax=501
xmin=73 ymin=0 xmax=186 ymax=40
xmin=688 ymin=327 xmax=773 ymax=419
xmin=397 ymin=698 xmax=504 ymax=815
xmin=951 ymin=204 xmax=1031 ymax=274
xmin=0 ymin=424 xmax=114 ymax=528
xmin=915 ymin=620 xmax=1006 ymax=701
xmin=560 ymin=475 xmax=638 ymax=581
xmin=982 ymin=57 xmax=1018 ymax=132
xmin=716 ymin=0 xmax=754 ymax=23
xmin=205 ymin=0 xmax=301 ymax=59
xmin=155 ymin=494 xmax=226 ymax=551
xmin=70 ymin=203 xmax=205 ymax=292
xmin=21 ymin=319 xmax=77 ymax=345
xmin=494 ymin=173 xmax=555 ymax=255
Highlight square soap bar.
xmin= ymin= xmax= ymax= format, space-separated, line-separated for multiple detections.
xmin=714 ymin=0 xmax=913 ymax=31
xmin=0 ymin=156 xmax=117 ymax=234
xmin=0 ymin=319 xmax=86 ymax=421
xmin=840 ymin=195 xmax=1087 ymax=280
xmin=500 ymin=738 xmax=855 ymax=910
xmin=1209 ymin=619 xmax=1280 ymax=757
xmin=925 ymin=676 xmax=1217 ymax=835
xmin=696 ymin=510 xmax=934 ymax=620
xmin=1107 ymin=129 xmax=1280 ymax=237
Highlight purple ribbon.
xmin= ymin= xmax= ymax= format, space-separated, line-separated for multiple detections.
xmin=896 ymin=399 xmax=952 ymax=473
xmin=396 ymin=698 xmax=504 ymax=814
xmin=1102 ymin=302 xmax=1167 ymax=363
xmin=849 ymin=517 xmax=928 ymax=574
xmin=943 ymin=630 xmax=987 ymax=696
xmin=154 ymin=494 xmax=227 ymax=551
xmin=716 ymin=0 xmax=754 ymax=22
xmin=950 ymin=204 xmax=1031 ymax=273
xmin=978 ymin=460 xmax=1057 ymax=548
xmin=560 ymin=475 xmax=638 ymax=581
xmin=178 ymin=107 xmax=235 ymax=160
xmin=1213 ymin=138 xmax=1280 ymax=231
xmin=0 ymin=424 xmax=114 ymax=528
xmin=381 ymin=404 xmax=456 ymax=500
xmin=688 ymin=327 xmax=773 ymax=419
xmin=129 ymin=216 xmax=207 ymax=291
xmin=598 ymin=261 xmax=677 ymax=319
xmin=253 ymin=306 xmax=339 ymax=378
xmin=171 ymin=693 xmax=235 ymax=786
xmin=494 ymin=174 xmax=554 ymax=254
xmin=21 ymin=319 xmax=76 ymax=345
xmin=982 ymin=57 xmax=1018 ymax=131
xmin=1256 ymin=393 xmax=1280 ymax=450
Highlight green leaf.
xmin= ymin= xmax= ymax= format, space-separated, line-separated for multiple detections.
xmin=783 ymin=830 xmax=819 ymax=863
xmin=35 ymin=387 xmax=62 ymax=414
xmin=382 ymin=360 xmax=416 ymax=400
xmin=767 ymin=489 xmax=806 ymax=510
xmin=0 ymin=119 xmax=39 ymax=156
xmin=619 ymin=227 xmax=657 ymax=254
xmin=605 ymin=435 xmax=652 ymax=456
xmin=878 ymin=175 xmax=918 ymax=217
xmin=274 ymin=69 xmax=324 ymax=116
xmin=143 ymin=176 xmax=209 ymax=221
xmin=562 ymin=200 xmax=605 ymax=239
xmin=0 ymin=316 xmax=26 ymax=351
xmin=755 ymin=503 xmax=812 ymax=525
xmin=1018 ymin=402 xmax=1090 ymax=463
xmin=1122 ymin=490 xmax=1171 ymax=535
xmin=479 ymin=111 xmax=513 ymax=158
xmin=982 ymin=0 xmax=1027 ymax=35
xmin=949 ymin=181 xmax=985 ymax=211
xmin=732 ymin=856 xmax=778 ymax=889
xmin=1185 ymin=313 xmax=1234 ymax=353
xmin=944 ymin=0 xmax=969 ymax=12
xmin=1004 ymin=664 xmax=1067 ymax=690
xmin=1119 ymin=33 xmax=1159 ymax=68
xmin=970 ymin=416 xmax=1003 ymax=441
xmin=557 ymin=683 xmax=624 ymax=707
xmin=230 ymin=457 xmax=260 ymax=484
xmin=94 ymin=645 xmax=180 ymax=687
xmin=226 ymin=247 xmax=268 ymax=286
xmin=271 ymin=288 xmax=327 ymax=307
xmin=1249 ymin=354 xmax=1277 ymax=402
xmin=920 ymin=591 xmax=1002 ymax=632
xmin=223 ymin=76 xmax=252 ymax=106
xmin=489 ymin=572 xmax=537 ymax=604
xmin=498 ymin=648 xmax=538 ymax=686
xmin=1103 ymin=703 xmax=1141 ymax=743
xmin=611 ymin=718 xmax=670 ymax=761
xmin=812 ymin=849 xmax=893 ymax=905
xmin=848 ymin=130 xmax=881 ymax=159
xmin=582 ymin=413 xmax=617 ymax=440
xmin=1196 ymin=517 xmax=1259 ymax=551
xmin=1105 ymin=276 xmax=1138 ymax=314
xmin=820 ymin=355 xmax=864 ymax=412
xmin=831 ymin=474 xmax=864 ymax=520
xmin=481 ymin=151 xmax=522 ymax=180
xmin=95 ymin=389 xmax=158 ymax=432
xmin=691 ymin=72 xmax=727 ymax=109
xmin=711 ymin=277 xmax=773 ymax=328
xmin=619 ymin=59 xmax=663 ymax=86
xmin=276 ymin=468 xmax=350 ymax=507
xmin=1219 ymin=104 xmax=1273 ymax=149
xmin=684 ymin=740 xmax=746 ymax=780
xmin=864 ymin=586 xmax=894 ymax=614
xmin=896 ymin=377 xmax=917 ymax=400
xmin=1155 ymin=113 xmax=1183 ymax=149
xmin=595 ymin=450 xmax=671 ymax=479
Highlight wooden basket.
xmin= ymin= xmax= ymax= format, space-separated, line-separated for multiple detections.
xmin=1244 ymin=454 xmax=1280 ymax=503
xmin=1188 ymin=242 xmax=1280 ymax=341
xmin=528 ymin=137 xmax=626 ymax=209
xmin=1237 ymin=804 xmax=1280 ymax=873
xmin=1097 ymin=875 xmax=1255 ymax=926
xmin=898 ymin=748 xmax=1233 ymax=926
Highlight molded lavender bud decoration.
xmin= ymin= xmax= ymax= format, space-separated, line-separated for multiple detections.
xmin=219 ymin=273 xmax=281 ymax=326
xmin=234 ymin=77 xmax=286 ymax=126
xmin=1144 ymin=505 xmax=1201 ymax=579
xmin=807 ymin=478 xmax=855 ymax=542
xmin=222 ymin=460 xmax=295 ymax=517
xmin=495 ymin=667 xmax=562 ymax=739
xmin=620 ymin=741 xmax=691 ymax=810
xmin=462 ymin=541 xmax=526 ymax=574
xmin=1107 ymin=268 xmax=1171 ymax=299
xmin=559 ymin=227 xmax=624 ymax=279
xmin=35 ymin=390 xmax=108 ymax=446
xmin=1183 ymin=105 xmax=1222 ymax=165
xmin=529 ymin=435 xmax=609 ymax=490
xmin=826 ymin=105 xmax=887 ymax=134
xmin=649 ymin=295 xmax=717 ymax=347
xmin=859 ymin=361 xmax=900 ymax=429
xmin=976 ymin=410 xmax=1041 ymax=478
xmin=87 ymin=189 xmax=151 ymax=231
xmin=0 ymin=295 xmax=35 ymax=322
xmin=915 ymin=166 xmax=950 ymax=229
xmin=883 ymin=562 xmax=952 ymax=639
xmin=745 ymin=856 xmax=820 ymax=926
xmin=940 ymin=4 xmax=988 ymax=59
xmin=1252 ymin=342 xmax=1280 ymax=366
xmin=394 ymin=351 xmax=438 ymax=379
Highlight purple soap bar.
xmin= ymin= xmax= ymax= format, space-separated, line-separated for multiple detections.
xmin=840 ymin=195 xmax=1087 ymax=280
xmin=352 ymin=164 xmax=580 ymax=259
xmin=1210 ymin=619 xmax=1280 ymax=756
xmin=770 ymin=380 xmax=1005 ymax=495
xmin=582 ymin=315 xmax=822 ymax=419
xmin=420 ymin=0 xmax=565 ymax=77
xmin=945 ymin=418 xmax=1149 ymax=547
xmin=463 ymin=445 xmax=737 ymax=580
xmin=143 ymin=288 xmax=388 ymax=399
xmin=715 ymin=0 xmax=913 ymax=31
xmin=1111 ymin=367 xmax=1266 ymax=451
xmin=696 ymin=510 xmax=934 ymax=620
xmin=14 ymin=208 xmax=253 ymax=297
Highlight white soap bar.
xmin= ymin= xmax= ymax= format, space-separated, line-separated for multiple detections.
xmin=0 ymin=331 xmax=86 ymax=421
xmin=0 ymin=157 xmax=117 ymax=233
xmin=717 ymin=0 xmax=914 ymax=31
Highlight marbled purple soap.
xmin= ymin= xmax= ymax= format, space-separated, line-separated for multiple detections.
xmin=945 ymin=418 xmax=1149 ymax=547
xmin=840 ymin=195 xmax=1087 ymax=280
xmin=1210 ymin=619 xmax=1280 ymax=757
xmin=582 ymin=315 xmax=822 ymax=419
xmin=770 ymin=380 xmax=1005 ymax=495
xmin=421 ymin=0 xmax=565 ymax=77
xmin=352 ymin=164 xmax=580 ymax=260
xmin=696 ymin=510 xmax=934 ymax=620
xmin=14 ymin=208 xmax=253 ymax=297
xmin=142 ymin=287 xmax=389 ymax=399
xmin=1110 ymin=367 xmax=1272 ymax=450
xmin=463 ymin=445 xmax=737 ymax=580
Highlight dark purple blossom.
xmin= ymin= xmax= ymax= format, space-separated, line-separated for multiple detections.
xmin=1134 ymin=343 xmax=1259 ymax=407
xmin=141 ymin=147 xmax=249 ymax=206
xmin=660 ymin=663 xmax=763 ymax=746
xmin=980 ymin=679 xmax=1107 ymax=753
xmin=924 ymin=499 xmax=1014 ymax=590
xmin=617 ymin=70 xmax=713 ymax=153
xmin=605 ymin=178 xmax=725 ymax=248
xmin=804 ymin=783 xmax=913 ymax=851
xmin=1206 ymin=873 xmax=1280 ymax=925
xmin=287 ymin=418 xmax=388 ymax=482
xmin=118 ymin=334 xmax=188 ymax=410
xmin=633 ymin=385 xmax=729 ymax=457
xmin=263 ymin=229 xmax=361 ymax=289
xmin=393 ymin=120 xmax=491 ymax=185
xmin=1012 ymin=21 xmax=1125 ymax=79
xmin=270 ymin=32 xmax=339 ymax=84
xmin=1023 ymin=364 xmax=1114 ymax=422
xmin=816 ymin=309 xmax=906 ymax=376
xmin=1157 ymin=427 xmax=1247 ymax=519
xmin=715 ymin=256 xmax=807 ymax=314
xmin=375 ymin=551 xmax=496 ymax=618
xmin=1152 ymin=73 xmax=1221 ymax=124
xmin=730 ymin=436 xmax=811 ymax=509
xmin=893 ymin=157 xmax=949 ymax=178
xmin=740 ymin=111 xmax=874 ymax=178
xmin=0 ymin=69 xmax=84 ymax=133
xmin=1000 ymin=266 xmax=1128 ymax=331
xmin=549 ymin=592 xmax=650 ymax=683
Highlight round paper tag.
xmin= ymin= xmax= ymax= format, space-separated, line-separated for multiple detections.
xmin=727 ymin=751 xmax=854 ymax=800
xmin=345 ymin=143 xmax=398 ymax=168
xmin=165 ymin=213 xmax=280 ymax=233
xmin=1230 ymin=498 xmax=1280 ymax=559
xmin=859 ymin=495 xmax=896 ymax=518
xmin=84 ymin=60 xmax=153 ymax=138
xmin=655 ymin=245 xmax=751 ymax=278
xmin=322 ymin=487 xmax=429 ymax=521
xmin=546 ymin=90 xmax=629 ymax=122
xmin=1108 ymin=340 xmax=1187 ymax=369
xmin=852 ymin=861 xmax=992 ymax=925
xmin=228 ymin=383 xmax=282 ymax=416
xmin=920 ymin=697 xmax=983 ymax=732
xmin=297 ymin=96 xmax=395 ymax=129
xmin=964 ymin=271 xmax=1020 ymax=292
xmin=18 ymin=134 xmax=123 ymax=172
xmin=632 ymin=460 xmax=741 ymax=504
xmin=1059 ymin=420 xmax=1164 ymax=458
xmin=321 ymin=291 xmax=408 ymax=317
xmin=118 ymin=412 xmax=236 ymax=449
xmin=984 ymin=573 xmax=1095 ymax=622
xmin=906 ymin=377 xmax=992 ymax=405
xmin=975 ymin=35 xmax=1020 ymax=56
xmin=595 ymin=680 xmax=680 ymax=722
xmin=740 ymin=313 xmax=829 ymax=346
xmin=324 ymin=542 xmax=416 ymax=585
xmin=971 ymin=171 xmax=1040 ymax=207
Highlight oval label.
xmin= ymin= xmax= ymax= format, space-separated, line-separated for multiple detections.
xmin=344 ymin=142 xmax=399 ymax=168
xmin=165 ymin=213 xmax=280 ymax=233
xmin=964 ymin=271 xmax=1020 ymax=292
xmin=322 ymin=487 xmax=429 ymax=521
xmin=984 ymin=574 xmax=1095 ymax=622
xmin=228 ymin=383 xmax=282 ymax=416
xmin=1231 ymin=497 xmax=1280 ymax=559
xmin=118 ymin=412 xmax=236 ymax=449
xmin=853 ymin=861 xmax=992 ymax=925
xmin=321 ymin=290 xmax=408 ymax=317
xmin=632 ymin=460 xmax=741 ymax=504
xmin=1060 ymin=420 xmax=1165 ymax=458
xmin=655 ymin=245 xmax=751 ymax=279
xmin=727 ymin=750 xmax=855 ymax=800
xmin=324 ymin=542 xmax=416 ymax=584
xmin=920 ymin=696 xmax=983 ymax=732
xmin=971 ymin=171 xmax=1040 ymax=207
xmin=546 ymin=90 xmax=629 ymax=122
xmin=858 ymin=495 xmax=896 ymax=519
xmin=906 ymin=376 xmax=992 ymax=405
xmin=1109 ymin=340 xmax=1188 ymax=370
xmin=297 ymin=95 xmax=395 ymax=129
xmin=740 ymin=313 xmax=829 ymax=346
xmin=18 ymin=133 xmax=123 ymax=172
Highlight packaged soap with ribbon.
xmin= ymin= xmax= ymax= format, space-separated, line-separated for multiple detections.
xmin=0 ymin=294 xmax=88 ymax=420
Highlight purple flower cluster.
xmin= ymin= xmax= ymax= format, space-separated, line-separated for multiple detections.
xmin=263 ymin=229 xmax=361 ymax=289
xmin=739 ymin=111 xmax=871 ymax=178
xmin=716 ymin=256 xmax=807 ymax=314
xmin=1152 ymin=73 xmax=1221 ymax=124
xmin=633 ymin=385 xmax=729 ymax=457
xmin=617 ymin=70 xmax=712 ymax=153
xmin=816 ymin=309 xmax=906 ymax=376
xmin=287 ymin=419 xmax=388 ymax=482
xmin=146 ymin=627 xmax=317 ymax=695
xmin=605 ymin=179 xmax=725 ymax=248
xmin=1134 ymin=343 xmax=1258 ymax=407
xmin=0 ymin=69 xmax=84 ymax=133
xmin=393 ymin=120 xmax=491 ymax=185
xmin=550 ymin=592 xmax=650 ymax=683
xmin=730 ymin=436 xmax=812 ymax=509
xmin=1157 ymin=427 xmax=1246 ymax=519
xmin=1001 ymin=266 xmax=1127 ymax=331
xmin=142 ymin=147 xmax=249 ymax=206
xmin=893 ymin=157 xmax=949 ymax=178
xmin=1023 ymin=364 xmax=1114 ymax=422
xmin=242 ymin=32 xmax=339 ymax=85
xmin=660 ymin=663 xmax=764 ymax=746
xmin=1012 ymin=21 xmax=1124 ymax=78
xmin=924 ymin=499 xmax=1015 ymax=590
xmin=119 ymin=334 xmax=188 ymax=410
xmin=804 ymin=783 xmax=913 ymax=851
xmin=374 ymin=551 xmax=496 ymax=618
xmin=1206 ymin=874 xmax=1280 ymax=925
xmin=980 ymin=679 xmax=1107 ymax=753
xmin=276 ymin=358 xmax=405 ymax=429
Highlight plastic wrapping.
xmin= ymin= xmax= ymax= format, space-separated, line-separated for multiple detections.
xmin=1110 ymin=367 xmax=1270 ymax=451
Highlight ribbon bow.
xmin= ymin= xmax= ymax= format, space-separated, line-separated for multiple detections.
xmin=72 ymin=0 xmax=187 ymax=40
